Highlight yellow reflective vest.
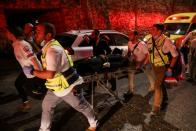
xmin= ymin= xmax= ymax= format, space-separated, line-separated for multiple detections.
xmin=150 ymin=34 xmax=169 ymax=66
xmin=41 ymin=40 xmax=74 ymax=93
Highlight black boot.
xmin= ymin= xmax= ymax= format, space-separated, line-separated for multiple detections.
xmin=161 ymin=84 xmax=168 ymax=111
xmin=110 ymin=78 xmax=116 ymax=91
xmin=160 ymin=101 xmax=168 ymax=111
xmin=123 ymin=91 xmax=133 ymax=103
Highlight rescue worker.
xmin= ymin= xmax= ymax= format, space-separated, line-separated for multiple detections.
xmin=32 ymin=23 xmax=97 ymax=131
xmin=124 ymin=30 xmax=155 ymax=101
xmin=23 ymin=23 xmax=40 ymax=53
xmin=23 ymin=23 xmax=46 ymax=95
xmin=5 ymin=26 xmax=43 ymax=112
xmin=181 ymin=29 xmax=196 ymax=83
xmin=149 ymin=23 xmax=179 ymax=114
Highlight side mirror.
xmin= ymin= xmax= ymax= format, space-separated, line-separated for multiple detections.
xmin=66 ymin=47 xmax=74 ymax=55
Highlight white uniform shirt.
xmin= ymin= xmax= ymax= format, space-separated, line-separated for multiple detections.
xmin=190 ymin=38 xmax=196 ymax=57
xmin=128 ymin=41 xmax=148 ymax=62
xmin=12 ymin=39 xmax=36 ymax=78
xmin=181 ymin=29 xmax=196 ymax=47
xmin=43 ymin=40 xmax=83 ymax=97
xmin=155 ymin=36 xmax=178 ymax=57
xmin=191 ymin=38 xmax=196 ymax=48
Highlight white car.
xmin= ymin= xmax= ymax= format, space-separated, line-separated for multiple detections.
xmin=55 ymin=30 xmax=129 ymax=61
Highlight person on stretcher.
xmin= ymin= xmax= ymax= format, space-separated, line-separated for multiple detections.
xmin=88 ymin=29 xmax=116 ymax=91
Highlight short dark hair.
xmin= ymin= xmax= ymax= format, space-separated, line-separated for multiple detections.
xmin=8 ymin=26 xmax=24 ymax=38
xmin=133 ymin=30 xmax=138 ymax=35
xmin=153 ymin=23 xmax=164 ymax=31
xmin=39 ymin=22 xmax=56 ymax=38
xmin=93 ymin=29 xmax=100 ymax=36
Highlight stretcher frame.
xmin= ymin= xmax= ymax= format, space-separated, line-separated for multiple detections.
xmin=82 ymin=66 xmax=135 ymax=108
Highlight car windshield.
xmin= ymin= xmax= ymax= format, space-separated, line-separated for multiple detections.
xmin=55 ymin=34 xmax=77 ymax=48
xmin=164 ymin=23 xmax=190 ymax=35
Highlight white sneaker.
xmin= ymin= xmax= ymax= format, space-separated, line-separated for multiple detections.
xmin=103 ymin=62 xmax=110 ymax=68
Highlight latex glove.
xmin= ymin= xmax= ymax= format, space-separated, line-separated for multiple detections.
xmin=165 ymin=70 xmax=172 ymax=77
xmin=23 ymin=66 xmax=34 ymax=78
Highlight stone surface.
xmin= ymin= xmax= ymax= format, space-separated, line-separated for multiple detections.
xmin=0 ymin=58 xmax=196 ymax=131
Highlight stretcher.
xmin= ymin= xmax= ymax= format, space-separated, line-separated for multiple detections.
xmin=74 ymin=55 xmax=136 ymax=108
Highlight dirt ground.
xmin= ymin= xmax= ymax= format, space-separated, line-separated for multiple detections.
xmin=99 ymin=95 xmax=179 ymax=131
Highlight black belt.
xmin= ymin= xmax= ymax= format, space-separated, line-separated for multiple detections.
xmin=62 ymin=67 xmax=79 ymax=85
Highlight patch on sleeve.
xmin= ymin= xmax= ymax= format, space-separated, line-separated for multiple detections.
xmin=27 ymin=53 xmax=34 ymax=58
xmin=23 ymin=46 xmax=30 ymax=52
xmin=23 ymin=45 xmax=34 ymax=58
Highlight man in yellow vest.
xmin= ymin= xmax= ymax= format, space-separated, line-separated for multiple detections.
xmin=149 ymin=23 xmax=178 ymax=114
xmin=31 ymin=23 xmax=97 ymax=131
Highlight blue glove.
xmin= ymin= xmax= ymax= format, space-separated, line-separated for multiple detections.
xmin=165 ymin=71 xmax=172 ymax=77
xmin=23 ymin=66 xmax=34 ymax=78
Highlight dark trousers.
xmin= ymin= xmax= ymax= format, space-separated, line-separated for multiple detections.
xmin=15 ymin=72 xmax=28 ymax=102
xmin=15 ymin=72 xmax=46 ymax=103
xmin=190 ymin=56 xmax=196 ymax=80
xmin=161 ymin=83 xmax=168 ymax=103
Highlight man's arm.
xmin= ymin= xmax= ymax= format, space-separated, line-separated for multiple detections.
xmin=127 ymin=41 xmax=132 ymax=56
xmin=167 ymin=39 xmax=179 ymax=70
xmin=33 ymin=47 xmax=60 ymax=80
xmin=33 ymin=70 xmax=56 ymax=79
xmin=31 ymin=57 xmax=43 ymax=71
xmin=141 ymin=42 xmax=149 ymax=65
xmin=23 ymin=42 xmax=43 ymax=71
xmin=181 ymin=32 xmax=191 ymax=48
xmin=135 ymin=53 xmax=149 ymax=70
xmin=169 ymin=56 xmax=178 ymax=69
xmin=136 ymin=43 xmax=149 ymax=69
